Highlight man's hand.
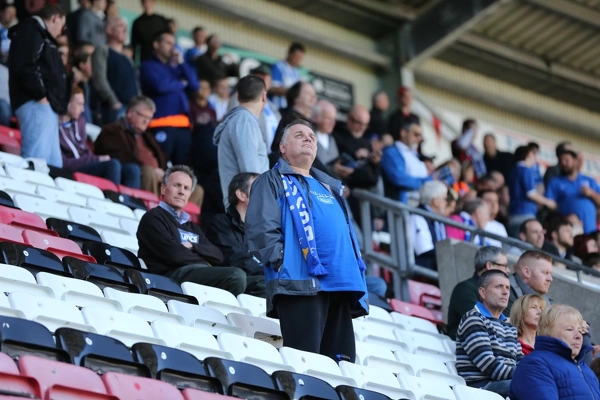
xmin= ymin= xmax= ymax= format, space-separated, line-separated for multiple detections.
xmin=545 ymin=199 xmax=557 ymax=210
xmin=333 ymin=161 xmax=354 ymax=178
xmin=112 ymin=102 xmax=123 ymax=110
xmin=355 ymin=148 xmax=370 ymax=160
xmin=182 ymin=241 xmax=193 ymax=249
xmin=98 ymin=155 xmax=111 ymax=162
xmin=155 ymin=168 xmax=165 ymax=182
xmin=38 ymin=97 xmax=49 ymax=105
xmin=581 ymin=185 xmax=595 ymax=198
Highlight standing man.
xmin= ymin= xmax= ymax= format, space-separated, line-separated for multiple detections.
xmin=387 ymin=86 xmax=418 ymax=143
xmin=9 ymin=4 xmax=68 ymax=167
xmin=131 ymin=0 xmax=168 ymax=63
xmin=246 ymin=120 xmax=368 ymax=363
xmin=483 ymin=133 xmax=514 ymax=181
xmin=456 ymin=269 xmax=523 ymax=397
xmin=313 ymin=99 xmax=339 ymax=173
xmin=269 ymin=42 xmax=305 ymax=110
xmin=452 ymin=119 xmax=487 ymax=180
xmin=184 ymin=26 xmax=206 ymax=65
xmin=213 ymin=75 xmax=268 ymax=208
xmin=367 ymin=90 xmax=389 ymax=138
xmin=75 ymin=0 xmax=106 ymax=47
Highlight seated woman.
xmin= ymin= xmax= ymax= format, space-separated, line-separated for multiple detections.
xmin=446 ymin=198 xmax=492 ymax=246
xmin=509 ymin=294 xmax=546 ymax=355
xmin=60 ymin=86 xmax=141 ymax=188
xmin=509 ymin=304 xmax=600 ymax=400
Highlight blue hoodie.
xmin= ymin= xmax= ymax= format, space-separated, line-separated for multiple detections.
xmin=510 ymin=336 xmax=600 ymax=400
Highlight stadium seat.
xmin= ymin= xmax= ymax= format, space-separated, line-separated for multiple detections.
xmin=0 ymin=127 xmax=22 ymax=155
xmin=104 ymin=372 xmax=184 ymax=400
xmin=203 ymin=357 xmax=288 ymax=399
xmin=82 ymin=306 xmax=165 ymax=347
xmin=100 ymin=230 xmax=139 ymax=255
xmin=236 ymin=294 xmax=266 ymax=317
xmin=0 ymin=315 xmax=69 ymax=361
xmin=103 ymin=190 xmax=147 ymax=211
xmin=336 ymin=385 xmax=395 ymax=400
xmin=0 ymin=222 xmax=25 ymax=243
xmin=55 ymin=177 xmax=105 ymax=199
xmin=0 ymin=189 xmax=15 ymax=208
xmin=82 ymin=241 xmax=141 ymax=270
xmin=166 ymin=300 xmax=246 ymax=337
xmin=125 ymin=269 xmax=198 ymax=304
xmin=390 ymin=311 xmax=439 ymax=335
xmin=5 ymin=165 xmax=55 ymax=188
xmin=0 ymin=264 xmax=55 ymax=298
xmin=46 ymin=217 xmax=103 ymax=243
xmin=216 ymin=332 xmax=291 ymax=374
xmin=390 ymin=299 xmax=444 ymax=324
xmin=8 ymin=291 xmax=94 ymax=333
xmin=0 ymin=175 xmax=37 ymax=196
xmin=74 ymin=172 xmax=119 ymax=192
xmin=0 ymin=292 xmax=25 ymax=319
xmin=181 ymin=282 xmax=252 ymax=316
xmin=181 ymin=390 xmax=239 ymax=400
xmin=183 ymin=202 xmax=201 ymax=223
xmin=55 ymin=328 xmax=150 ymax=377
xmin=393 ymin=329 xmax=454 ymax=361
xmin=355 ymin=341 xmax=412 ymax=374
xmin=453 ymin=385 xmax=504 ymax=400
xmin=36 ymin=272 xmax=121 ymax=311
xmin=394 ymin=351 xmax=465 ymax=386
xmin=118 ymin=217 xmax=139 ymax=237
xmin=36 ymin=185 xmax=88 ymax=207
xmin=0 ymin=151 xmax=25 ymax=167
xmin=132 ymin=343 xmax=220 ymax=392
xmin=397 ymin=373 xmax=456 ymax=400
xmin=408 ymin=279 xmax=442 ymax=309
xmin=118 ymin=185 xmax=160 ymax=204
xmin=279 ymin=346 xmax=357 ymax=387
xmin=272 ymin=370 xmax=340 ymax=400
xmin=63 ymin=257 xmax=138 ymax=293
xmin=226 ymin=313 xmax=282 ymax=347
xmin=0 ymin=352 xmax=41 ymax=400
xmin=1 ymin=242 xmax=71 ymax=277
xmin=339 ymin=361 xmax=415 ymax=400
xmin=87 ymin=197 xmax=136 ymax=220
xmin=0 ymin=205 xmax=57 ymax=234
xmin=22 ymin=229 xmax=97 ymax=262
xmin=134 ymin=208 xmax=146 ymax=220
xmin=103 ymin=287 xmax=185 ymax=325
xmin=13 ymin=193 xmax=70 ymax=220
xmin=353 ymin=318 xmax=410 ymax=352
xmin=151 ymin=320 xmax=233 ymax=361
xmin=68 ymin=206 xmax=127 ymax=234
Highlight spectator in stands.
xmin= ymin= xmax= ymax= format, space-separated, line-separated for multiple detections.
xmin=131 ymin=0 xmax=168 ymax=63
xmin=313 ymin=99 xmax=339 ymax=176
xmin=207 ymin=74 xmax=229 ymax=122
xmin=105 ymin=0 xmax=117 ymax=17
xmin=137 ymin=165 xmax=262 ymax=296
xmin=60 ymin=85 xmax=140 ymax=188
xmin=387 ymin=86 xmax=418 ymax=143
xmin=71 ymin=51 xmax=93 ymax=124
xmin=506 ymin=250 xmax=552 ymax=317
xmin=453 ymin=161 xmax=474 ymax=197
xmin=583 ymin=252 xmax=600 ymax=272
xmin=246 ymin=119 xmax=367 ymax=363
xmin=184 ymin=26 xmax=206 ymax=65
xmin=367 ymin=90 xmax=389 ymax=138
xmin=269 ymin=42 xmax=305 ymax=110
xmin=509 ymin=305 xmax=600 ymax=400
xmin=544 ymin=141 xmax=572 ymax=187
xmin=66 ymin=0 xmax=89 ymax=46
xmin=166 ymin=18 xmax=183 ymax=56
xmin=0 ymin=2 xmax=16 ymax=63
xmin=189 ymin=78 xmax=218 ymax=186
xmin=479 ymin=190 xmax=508 ymax=248
xmin=546 ymin=146 xmax=600 ymax=234
xmin=447 ymin=246 xmax=509 ymax=340
xmin=411 ymin=180 xmax=448 ymax=271
xmin=508 ymin=219 xmax=545 ymax=258
xmin=573 ymin=233 xmax=599 ymax=260
xmin=527 ymin=141 xmax=544 ymax=185
xmin=9 ymin=4 xmax=68 ymax=167
xmin=92 ymin=16 xmax=139 ymax=125
xmin=508 ymin=145 xmax=556 ymax=237
xmin=213 ymin=75 xmax=268 ymax=208
xmin=140 ymin=30 xmax=198 ymax=165
xmin=75 ymin=0 xmax=106 ymax=47
xmin=456 ymin=269 xmax=522 ymax=397
xmin=0 ymin=63 xmax=9 ymax=126
xmin=510 ymin=294 xmax=546 ymax=356
xmin=446 ymin=198 xmax=492 ymax=246
xmin=542 ymin=217 xmax=580 ymax=265
xmin=195 ymin=34 xmax=238 ymax=83
xmin=451 ymin=119 xmax=487 ymax=180
xmin=483 ymin=133 xmax=513 ymax=181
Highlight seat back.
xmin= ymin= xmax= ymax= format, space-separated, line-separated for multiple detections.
xmin=5 ymin=165 xmax=54 ymax=187
xmin=390 ymin=311 xmax=439 ymax=335
xmin=125 ymin=269 xmax=197 ymax=304
xmin=37 ymin=185 xmax=88 ymax=207
xmin=46 ymin=217 xmax=102 ymax=243
xmin=100 ymin=230 xmax=139 ymax=255
xmin=151 ymin=320 xmax=229 ymax=361
xmin=103 ymin=190 xmax=147 ymax=211
xmin=63 ymin=257 xmax=137 ymax=293
xmin=0 ymin=315 xmax=68 ymax=361
xmin=236 ymin=294 xmax=266 ymax=317
xmin=0 ymin=242 xmax=70 ymax=276
xmin=102 ymin=372 xmax=184 ymax=400
xmin=74 ymin=172 xmax=119 ymax=192
xmin=0 ymin=189 xmax=15 ymax=208
xmin=83 ymin=241 xmax=141 ymax=270
xmin=272 ymin=370 xmax=340 ymax=400
xmin=397 ymin=373 xmax=456 ymax=400
xmin=339 ymin=361 xmax=413 ymax=400
xmin=81 ymin=306 xmax=159 ymax=347
xmin=217 ymin=332 xmax=288 ymax=374
xmin=0 ymin=205 xmax=52 ymax=233
xmin=117 ymin=185 xmax=160 ymax=203
xmin=22 ymin=229 xmax=97 ymax=263
xmin=55 ymin=177 xmax=105 ymax=199
xmin=0 ymin=222 xmax=24 ymax=243
xmin=13 ymin=193 xmax=70 ymax=220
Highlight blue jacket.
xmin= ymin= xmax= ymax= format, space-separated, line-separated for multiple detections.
xmin=381 ymin=144 xmax=431 ymax=203
xmin=246 ymin=158 xmax=368 ymax=319
xmin=139 ymin=56 xmax=199 ymax=119
xmin=509 ymin=336 xmax=600 ymax=400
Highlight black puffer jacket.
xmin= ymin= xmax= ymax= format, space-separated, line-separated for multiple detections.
xmin=8 ymin=17 xmax=69 ymax=114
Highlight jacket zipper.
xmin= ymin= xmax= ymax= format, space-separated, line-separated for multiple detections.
xmin=576 ymin=361 xmax=597 ymax=399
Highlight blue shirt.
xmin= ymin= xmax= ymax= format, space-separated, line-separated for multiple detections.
xmin=158 ymin=201 xmax=190 ymax=224
xmin=508 ymin=163 xmax=537 ymax=217
xmin=270 ymin=60 xmax=301 ymax=110
xmin=306 ymin=177 xmax=364 ymax=293
xmin=546 ymin=174 xmax=600 ymax=234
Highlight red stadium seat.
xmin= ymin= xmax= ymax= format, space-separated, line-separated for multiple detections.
xmin=0 ymin=126 xmax=21 ymax=155
xmin=0 ymin=352 xmax=41 ymax=399
xmin=22 ymin=230 xmax=96 ymax=263
xmin=0 ymin=205 xmax=58 ymax=236
xmin=74 ymin=172 xmax=119 ymax=192
xmin=182 ymin=389 xmax=239 ymax=400
xmin=102 ymin=372 xmax=184 ymax=400
xmin=0 ymin=352 xmax=18 ymax=374
xmin=0 ymin=223 xmax=24 ymax=244
xmin=18 ymin=355 xmax=116 ymax=400
xmin=183 ymin=202 xmax=201 ymax=223
xmin=408 ymin=279 xmax=442 ymax=309
xmin=118 ymin=185 xmax=160 ymax=203
xmin=390 ymin=299 xmax=443 ymax=325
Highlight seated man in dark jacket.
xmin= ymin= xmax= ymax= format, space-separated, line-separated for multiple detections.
xmin=137 ymin=165 xmax=263 ymax=296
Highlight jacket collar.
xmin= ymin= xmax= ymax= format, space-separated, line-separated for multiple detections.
xmin=474 ymin=301 xmax=507 ymax=321
xmin=534 ymin=335 xmax=592 ymax=363
xmin=226 ymin=205 xmax=244 ymax=231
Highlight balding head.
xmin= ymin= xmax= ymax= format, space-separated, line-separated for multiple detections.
xmin=347 ymin=105 xmax=370 ymax=138
xmin=312 ymin=100 xmax=337 ymax=135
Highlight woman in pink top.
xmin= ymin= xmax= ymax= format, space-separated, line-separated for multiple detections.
xmin=510 ymin=294 xmax=546 ymax=355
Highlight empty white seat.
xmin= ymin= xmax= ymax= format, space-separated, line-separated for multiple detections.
xmin=8 ymin=292 xmax=94 ymax=333
xmin=394 ymin=351 xmax=465 ymax=386
xmin=13 ymin=194 xmax=70 ymax=220
xmin=453 ymin=385 xmax=503 ymax=400
xmin=397 ymin=373 xmax=456 ymax=400
xmin=103 ymin=287 xmax=183 ymax=325
xmin=68 ymin=206 xmax=126 ymax=234
xmin=236 ymin=294 xmax=266 ymax=317
xmin=0 ymin=175 xmax=37 ymax=196
xmin=0 ymin=152 xmax=27 ymax=168
xmin=217 ymin=333 xmax=292 ymax=374
xmin=0 ymin=292 xmax=25 ymax=318
xmin=391 ymin=311 xmax=439 ymax=335
xmin=36 ymin=272 xmax=121 ymax=311
xmin=55 ymin=177 xmax=105 ymax=199
xmin=227 ymin=313 xmax=282 ymax=347
xmin=279 ymin=346 xmax=356 ymax=387
xmin=167 ymin=300 xmax=245 ymax=336
xmin=133 ymin=209 xmax=146 ymax=220
xmin=36 ymin=186 xmax=87 ymax=207
xmin=5 ymin=165 xmax=55 ymax=187
xmin=394 ymin=328 xmax=454 ymax=361
xmin=151 ymin=320 xmax=232 ymax=361
xmin=355 ymin=341 xmax=412 ymax=374
xmin=119 ymin=217 xmax=139 ymax=237
xmin=82 ymin=306 xmax=165 ymax=347
xmin=87 ymin=198 xmax=136 ymax=219
xmin=100 ymin=230 xmax=139 ymax=254
xmin=181 ymin=282 xmax=251 ymax=316
xmin=353 ymin=318 xmax=409 ymax=352
xmin=339 ymin=361 xmax=415 ymax=400
xmin=0 ymin=264 xmax=55 ymax=298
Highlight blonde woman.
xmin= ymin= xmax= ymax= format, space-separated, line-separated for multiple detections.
xmin=509 ymin=305 xmax=600 ymax=400
xmin=509 ymin=294 xmax=546 ymax=355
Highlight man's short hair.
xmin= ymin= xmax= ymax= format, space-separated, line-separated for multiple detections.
xmin=519 ymin=218 xmax=539 ymax=236
xmin=38 ymin=4 xmax=65 ymax=20
xmin=527 ymin=142 xmax=540 ymax=151
xmin=461 ymin=118 xmax=476 ymax=133
xmin=162 ymin=165 xmax=197 ymax=191
xmin=400 ymin=116 xmax=420 ymax=133
xmin=236 ymin=75 xmax=266 ymax=103
xmin=555 ymin=141 xmax=571 ymax=157
xmin=288 ymin=42 xmax=305 ymax=54
xmin=546 ymin=217 xmax=571 ymax=237
xmin=477 ymin=189 xmax=498 ymax=200
xmin=419 ymin=181 xmax=447 ymax=205
xmin=514 ymin=145 xmax=533 ymax=163
xmin=474 ymin=246 xmax=506 ymax=273
xmin=462 ymin=198 xmax=484 ymax=216
xmin=228 ymin=172 xmax=259 ymax=208
xmin=280 ymin=119 xmax=314 ymax=145
xmin=152 ymin=30 xmax=173 ymax=44
xmin=285 ymin=81 xmax=303 ymax=109
xmin=478 ymin=269 xmax=509 ymax=290
xmin=127 ymin=95 xmax=156 ymax=113
xmin=72 ymin=52 xmax=91 ymax=68
xmin=192 ymin=26 xmax=204 ymax=35
xmin=515 ymin=250 xmax=552 ymax=272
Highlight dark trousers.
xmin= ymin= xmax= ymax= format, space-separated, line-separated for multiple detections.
xmin=76 ymin=159 xmax=141 ymax=188
xmin=275 ymin=292 xmax=356 ymax=363
xmin=150 ymin=126 xmax=191 ymax=166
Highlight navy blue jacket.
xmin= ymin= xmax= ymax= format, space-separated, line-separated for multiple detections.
xmin=509 ymin=336 xmax=600 ymax=400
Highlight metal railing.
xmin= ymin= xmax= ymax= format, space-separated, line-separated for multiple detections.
xmin=354 ymin=189 xmax=600 ymax=301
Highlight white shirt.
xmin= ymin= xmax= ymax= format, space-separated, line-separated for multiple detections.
xmin=411 ymin=214 xmax=434 ymax=256
xmin=484 ymin=220 xmax=508 ymax=248
xmin=316 ymin=131 xmax=330 ymax=151
xmin=208 ymin=94 xmax=229 ymax=122
xmin=397 ymin=141 xmax=428 ymax=205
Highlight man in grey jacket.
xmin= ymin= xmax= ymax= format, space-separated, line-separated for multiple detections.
xmin=213 ymin=75 xmax=269 ymax=208
xmin=75 ymin=0 xmax=106 ymax=47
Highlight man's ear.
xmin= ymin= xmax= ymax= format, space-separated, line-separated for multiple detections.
xmin=279 ymin=141 xmax=285 ymax=155
xmin=235 ymin=189 xmax=246 ymax=203
xmin=478 ymin=286 xmax=485 ymax=301
xmin=160 ymin=183 xmax=166 ymax=197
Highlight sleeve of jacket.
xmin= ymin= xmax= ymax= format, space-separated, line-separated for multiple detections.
xmin=206 ymin=215 xmax=261 ymax=275
xmin=140 ymin=61 xmax=185 ymax=95
xmin=246 ymin=173 xmax=283 ymax=269
xmin=381 ymin=147 xmax=430 ymax=190
xmin=180 ymin=62 xmax=199 ymax=94
xmin=91 ymin=46 xmax=119 ymax=106
xmin=94 ymin=127 xmax=122 ymax=158
xmin=509 ymin=357 xmax=557 ymax=400
xmin=10 ymin=28 xmax=46 ymax=101
xmin=231 ymin=119 xmax=269 ymax=174
xmin=188 ymin=224 xmax=224 ymax=265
